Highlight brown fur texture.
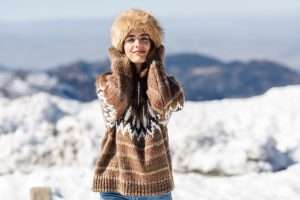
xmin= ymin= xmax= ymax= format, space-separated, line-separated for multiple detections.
xmin=108 ymin=47 xmax=133 ymax=77
xmin=110 ymin=9 xmax=164 ymax=52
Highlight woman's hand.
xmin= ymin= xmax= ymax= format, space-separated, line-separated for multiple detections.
xmin=147 ymin=45 xmax=165 ymax=65
xmin=108 ymin=47 xmax=133 ymax=78
xmin=107 ymin=47 xmax=135 ymax=100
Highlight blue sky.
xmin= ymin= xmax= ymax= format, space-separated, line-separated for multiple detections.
xmin=1 ymin=0 xmax=300 ymax=22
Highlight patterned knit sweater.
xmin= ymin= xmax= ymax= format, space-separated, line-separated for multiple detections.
xmin=91 ymin=48 xmax=185 ymax=196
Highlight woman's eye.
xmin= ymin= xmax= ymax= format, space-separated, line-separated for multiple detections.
xmin=141 ymin=37 xmax=150 ymax=42
xmin=125 ymin=36 xmax=150 ymax=43
xmin=126 ymin=38 xmax=135 ymax=43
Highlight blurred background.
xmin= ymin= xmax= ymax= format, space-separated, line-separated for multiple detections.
xmin=1 ymin=0 xmax=300 ymax=199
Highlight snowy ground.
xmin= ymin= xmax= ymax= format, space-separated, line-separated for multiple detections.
xmin=1 ymin=164 xmax=300 ymax=200
xmin=0 ymin=84 xmax=300 ymax=199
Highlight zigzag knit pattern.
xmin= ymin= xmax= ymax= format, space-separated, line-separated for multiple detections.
xmin=92 ymin=63 xmax=185 ymax=196
xmin=96 ymin=79 xmax=183 ymax=141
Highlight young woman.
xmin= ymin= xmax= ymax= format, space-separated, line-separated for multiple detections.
xmin=91 ymin=9 xmax=185 ymax=200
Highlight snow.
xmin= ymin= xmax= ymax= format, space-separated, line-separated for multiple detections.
xmin=0 ymin=85 xmax=300 ymax=199
xmin=1 ymin=164 xmax=300 ymax=200
xmin=0 ymin=71 xmax=58 ymax=98
xmin=169 ymin=85 xmax=300 ymax=175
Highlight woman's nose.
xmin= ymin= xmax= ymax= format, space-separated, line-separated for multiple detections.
xmin=134 ymin=39 xmax=142 ymax=47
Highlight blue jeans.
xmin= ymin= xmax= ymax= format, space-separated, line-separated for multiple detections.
xmin=99 ymin=191 xmax=173 ymax=200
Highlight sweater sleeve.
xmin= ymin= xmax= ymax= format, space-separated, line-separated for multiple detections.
xmin=95 ymin=72 xmax=131 ymax=128
xmin=146 ymin=61 xmax=185 ymax=122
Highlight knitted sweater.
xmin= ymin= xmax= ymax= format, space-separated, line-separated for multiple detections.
xmin=91 ymin=48 xmax=185 ymax=196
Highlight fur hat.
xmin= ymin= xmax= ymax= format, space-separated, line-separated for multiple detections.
xmin=110 ymin=9 xmax=164 ymax=52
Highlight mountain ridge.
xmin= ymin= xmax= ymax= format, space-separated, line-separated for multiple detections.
xmin=0 ymin=52 xmax=299 ymax=101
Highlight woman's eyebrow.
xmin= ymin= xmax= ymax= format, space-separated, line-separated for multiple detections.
xmin=140 ymin=33 xmax=150 ymax=37
xmin=126 ymin=34 xmax=135 ymax=38
xmin=126 ymin=33 xmax=150 ymax=38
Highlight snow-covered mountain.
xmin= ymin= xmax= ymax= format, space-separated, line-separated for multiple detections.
xmin=1 ymin=56 xmax=300 ymax=102
xmin=0 ymin=84 xmax=300 ymax=199
xmin=1 ymin=17 xmax=300 ymax=72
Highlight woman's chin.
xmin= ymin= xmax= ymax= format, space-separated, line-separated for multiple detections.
xmin=131 ymin=58 xmax=146 ymax=64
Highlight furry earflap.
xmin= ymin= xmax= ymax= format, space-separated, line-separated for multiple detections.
xmin=110 ymin=9 xmax=164 ymax=52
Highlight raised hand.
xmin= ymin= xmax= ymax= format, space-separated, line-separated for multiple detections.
xmin=147 ymin=45 xmax=165 ymax=66
xmin=108 ymin=47 xmax=133 ymax=78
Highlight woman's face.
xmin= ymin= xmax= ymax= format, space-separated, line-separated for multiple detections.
xmin=123 ymin=31 xmax=151 ymax=64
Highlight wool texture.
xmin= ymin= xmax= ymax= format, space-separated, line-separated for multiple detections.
xmin=91 ymin=45 xmax=185 ymax=196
